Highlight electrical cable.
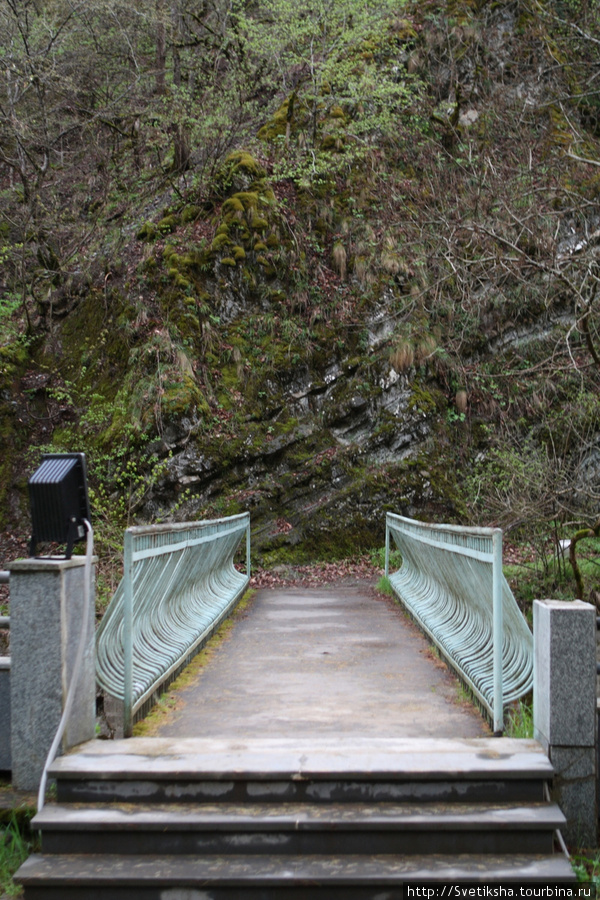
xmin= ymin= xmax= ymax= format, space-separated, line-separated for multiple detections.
xmin=37 ymin=519 xmax=93 ymax=812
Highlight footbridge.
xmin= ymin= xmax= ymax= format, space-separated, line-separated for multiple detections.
xmin=12 ymin=512 xmax=589 ymax=895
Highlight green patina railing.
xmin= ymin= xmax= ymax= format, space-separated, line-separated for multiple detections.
xmin=385 ymin=513 xmax=533 ymax=733
xmin=96 ymin=513 xmax=250 ymax=736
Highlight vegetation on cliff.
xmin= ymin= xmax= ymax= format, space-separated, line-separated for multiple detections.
xmin=0 ymin=0 xmax=599 ymax=607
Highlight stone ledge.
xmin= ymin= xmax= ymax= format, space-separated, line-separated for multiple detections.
xmin=8 ymin=556 xmax=97 ymax=572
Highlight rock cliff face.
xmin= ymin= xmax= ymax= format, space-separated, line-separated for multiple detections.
xmin=1 ymin=0 xmax=599 ymax=566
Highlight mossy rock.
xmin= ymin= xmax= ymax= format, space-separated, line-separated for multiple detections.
xmin=222 ymin=196 xmax=245 ymax=216
xmin=250 ymin=216 xmax=269 ymax=232
xmin=181 ymin=205 xmax=201 ymax=224
xmin=228 ymin=192 xmax=261 ymax=214
xmin=320 ymin=135 xmax=345 ymax=152
xmin=257 ymin=257 xmax=277 ymax=277
xmin=228 ymin=150 xmax=265 ymax=177
xmin=211 ymin=233 xmax=233 ymax=253
xmin=157 ymin=214 xmax=180 ymax=234
xmin=242 ymin=267 xmax=257 ymax=287
xmin=161 ymin=376 xmax=209 ymax=418
xmin=137 ymin=222 xmax=158 ymax=242
xmin=174 ymin=273 xmax=191 ymax=289
xmin=257 ymin=95 xmax=310 ymax=142
xmin=408 ymin=382 xmax=444 ymax=416
xmin=177 ymin=252 xmax=205 ymax=269
xmin=257 ymin=100 xmax=290 ymax=142
xmin=204 ymin=165 xmax=285 ymax=289
xmin=216 ymin=151 xmax=266 ymax=196
xmin=392 ymin=17 xmax=418 ymax=40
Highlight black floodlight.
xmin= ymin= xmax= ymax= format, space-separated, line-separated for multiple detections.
xmin=28 ymin=453 xmax=91 ymax=559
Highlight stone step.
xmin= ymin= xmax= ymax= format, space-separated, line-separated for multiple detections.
xmin=15 ymin=852 xmax=576 ymax=899
xmin=20 ymin=736 xmax=571 ymax=898
xmin=35 ymin=801 xmax=565 ymax=856
xmin=56 ymin=774 xmax=549 ymax=804
xmin=50 ymin=736 xmax=553 ymax=805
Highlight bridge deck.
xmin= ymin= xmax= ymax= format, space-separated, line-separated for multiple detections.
xmin=148 ymin=582 xmax=487 ymax=739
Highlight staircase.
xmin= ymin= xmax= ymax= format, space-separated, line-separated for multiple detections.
xmin=16 ymin=736 xmax=574 ymax=897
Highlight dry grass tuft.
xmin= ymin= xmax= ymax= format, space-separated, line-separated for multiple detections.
xmin=455 ymin=389 xmax=468 ymax=413
xmin=332 ymin=241 xmax=347 ymax=280
xmin=390 ymin=340 xmax=415 ymax=372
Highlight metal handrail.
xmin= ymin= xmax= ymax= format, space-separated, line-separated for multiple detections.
xmin=385 ymin=513 xmax=533 ymax=732
xmin=96 ymin=513 xmax=251 ymax=736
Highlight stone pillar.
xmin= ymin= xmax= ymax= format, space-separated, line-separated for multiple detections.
xmin=8 ymin=557 xmax=96 ymax=791
xmin=533 ymin=598 xmax=597 ymax=848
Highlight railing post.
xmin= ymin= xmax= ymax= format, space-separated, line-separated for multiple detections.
xmin=246 ymin=517 xmax=251 ymax=580
xmin=385 ymin=516 xmax=390 ymax=579
xmin=492 ymin=528 xmax=503 ymax=733
xmin=123 ymin=530 xmax=133 ymax=738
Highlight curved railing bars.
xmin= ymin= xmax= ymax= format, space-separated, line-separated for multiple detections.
xmin=96 ymin=513 xmax=250 ymax=736
xmin=385 ymin=513 xmax=532 ymax=732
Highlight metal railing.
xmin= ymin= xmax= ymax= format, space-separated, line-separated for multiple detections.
xmin=385 ymin=513 xmax=533 ymax=733
xmin=0 ymin=570 xmax=9 ymax=631
xmin=96 ymin=513 xmax=251 ymax=736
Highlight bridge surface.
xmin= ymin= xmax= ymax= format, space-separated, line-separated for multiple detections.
xmin=147 ymin=581 xmax=487 ymax=740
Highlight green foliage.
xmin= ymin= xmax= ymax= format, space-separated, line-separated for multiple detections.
xmin=243 ymin=0 xmax=426 ymax=188
xmin=504 ymin=700 xmax=533 ymax=739
xmin=501 ymin=528 xmax=600 ymax=619
xmin=571 ymin=852 xmax=600 ymax=884
xmin=455 ymin=681 xmax=477 ymax=709
xmin=0 ymin=813 xmax=38 ymax=897
xmin=34 ymin=380 xmax=170 ymax=528
xmin=376 ymin=575 xmax=395 ymax=596
xmin=369 ymin=546 xmax=402 ymax=571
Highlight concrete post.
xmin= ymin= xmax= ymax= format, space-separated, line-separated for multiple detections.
xmin=8 ymin=557 xmax=96 ymax=791
xmin=533 ymin=599 xmax=597 ymax=848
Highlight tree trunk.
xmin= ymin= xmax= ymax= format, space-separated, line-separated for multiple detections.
xmin=155 ymin=0 xmax=166 ymax=94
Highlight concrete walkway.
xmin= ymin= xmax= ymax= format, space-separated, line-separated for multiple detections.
xmin=150 ymin=582 xmax=487 ymax=740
